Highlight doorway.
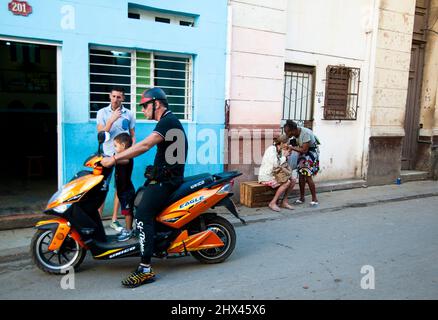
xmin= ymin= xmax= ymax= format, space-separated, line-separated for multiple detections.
xmin=0 ymin=40 xmax=58 ymax=216
xmin=402 ymin=43 xmax=425 ymax=169
xmin=401 ymin=0 xmax=429 ymax=170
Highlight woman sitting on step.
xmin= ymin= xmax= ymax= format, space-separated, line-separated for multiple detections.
xmin=258 ymin=134 xmax=296 ymax=212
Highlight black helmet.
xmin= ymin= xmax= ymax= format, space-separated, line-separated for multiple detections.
xmin=139 ymin=87 xmax=168 ymax=105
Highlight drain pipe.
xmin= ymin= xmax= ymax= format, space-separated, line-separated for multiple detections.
xmin=223 ymin=2 xmax=233 ymax=171
xmin=224 ymin=1 xmax=232 ymax=127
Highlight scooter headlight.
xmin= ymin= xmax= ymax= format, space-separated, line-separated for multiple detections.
xmin=52 ymin=204 xmax=72 ymax=214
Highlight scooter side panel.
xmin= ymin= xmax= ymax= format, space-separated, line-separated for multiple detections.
xmin=89 ymin=238 xmax=141 ymax=260
xmin=157 ymin=186 xmax=227 ymax=228
xmin=167 ymin=230 xmax=224 ymax=254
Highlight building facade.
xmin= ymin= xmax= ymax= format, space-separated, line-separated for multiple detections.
xmin=227 ymin=0 xmax=438 ymax=198
xmin=1 ymin=0 xmax=436 ymax=212
xmin=1 ymin=0 xmax=228 ymax=211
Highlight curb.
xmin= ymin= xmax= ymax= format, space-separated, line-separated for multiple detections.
xmin=227 ymin=192 xmax=438 ymax=227
xmin=0 ymin=246 xmax=30 ymax=264
xmin=0 ymin=214 xmax=118 ymax=231
xmin=0 ymin=213 xmax=46 ymax=231
xmin=1 ymin=192 xmax=438 ymax=265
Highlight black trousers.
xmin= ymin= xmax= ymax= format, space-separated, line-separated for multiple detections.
xmin=135 ymin=182 xmax=177 ymax=264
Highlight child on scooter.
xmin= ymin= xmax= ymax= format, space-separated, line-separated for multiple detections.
xmin=113 ymin=133 xmax=135 ymax=241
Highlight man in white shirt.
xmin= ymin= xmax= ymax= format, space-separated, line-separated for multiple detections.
xmin=96 ymin=87 xmax=136 ymax=231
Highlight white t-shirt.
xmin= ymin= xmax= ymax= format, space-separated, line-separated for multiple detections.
xmin=297 ymin=127 xmax=319 ymax=153
xmin=258 ymin=145 xmax=287 ymax=183
xmin=96 ymin=105 xmax=135 ymax=156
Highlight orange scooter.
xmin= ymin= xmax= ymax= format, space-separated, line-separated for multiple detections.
xmin=31 ymin=132 xmax=245 ymax=274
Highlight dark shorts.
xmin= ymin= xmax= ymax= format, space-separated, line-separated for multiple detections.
xmin=118 ymin=187 xmax=135 ymax=216
xmin=115 ymin=162 xmax=135 ymax=216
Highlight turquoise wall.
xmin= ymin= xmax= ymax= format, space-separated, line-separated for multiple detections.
xmin=65 ymin=122 xmax=227 ymax=211
xmin=1 ymin=0 xmax=228 ymax=213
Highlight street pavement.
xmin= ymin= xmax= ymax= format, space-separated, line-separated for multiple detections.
xmin=0 ymin=180 xmax=437 ymax=299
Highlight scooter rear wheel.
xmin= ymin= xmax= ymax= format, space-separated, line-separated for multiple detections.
xmin=31 ymin=229 xmax=87 ymax=274
xmin=191 ymin=215 xmax=236 ymax=264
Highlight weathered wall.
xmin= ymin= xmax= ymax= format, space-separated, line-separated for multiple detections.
xmin=367 ymin=137 xmax=402 ymax=184
xmin=285 ymin=0 xmax=375 ymax=181
xmin=228 ymin=0 xmax=287 ymax=126
xmin=227 ymin=0 xmax=287 ymax=197
xmin=1 ymin=0 xmax=229 ymax=213
xmin=366 ymin=0 xmax=416 ymax=185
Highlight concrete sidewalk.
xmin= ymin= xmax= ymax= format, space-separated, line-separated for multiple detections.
xmin=0 ymin=180 xmax=437 ymax=264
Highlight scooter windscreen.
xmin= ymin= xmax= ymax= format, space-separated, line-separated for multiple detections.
xmin=46 ymin=174 xmax=104 ymax=211
xmin=84 ymin=154 xmax=103 ymax=168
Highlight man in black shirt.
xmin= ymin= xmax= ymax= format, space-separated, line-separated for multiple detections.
xmin=101 ymin=87 xmax=188 ymax=287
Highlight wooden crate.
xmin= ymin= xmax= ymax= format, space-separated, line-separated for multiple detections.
xmin=240 ymin=181 xmax=276 ymax=208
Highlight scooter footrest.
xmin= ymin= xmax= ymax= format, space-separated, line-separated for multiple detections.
xmin=80 ymin=228 xmax=95 ymax=235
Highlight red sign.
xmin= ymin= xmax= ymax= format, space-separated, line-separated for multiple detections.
xmin=8 ymin=0 xmax=32 ymax=16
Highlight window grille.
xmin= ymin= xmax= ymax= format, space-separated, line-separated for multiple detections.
xmin=323 ymin=65 xmax=360 ymax=120
xmin=89 ymin=47 xmax=192 ymax=120
xmin=282 ymin=64 xmax=315 ymax=128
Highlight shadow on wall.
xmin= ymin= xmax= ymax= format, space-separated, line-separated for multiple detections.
xmin=432 ymin=145 xmax=438 ymax=180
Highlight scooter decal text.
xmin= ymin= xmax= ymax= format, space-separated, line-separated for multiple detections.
xmin=179 ymin=196 xmax=205 ymax=209
xmin=137 ymin=221 xmax=145 ymax=255
xmin=190 ymin=180 xmax=205 ymax=189
xmin=109 ymin=246 xmax=136 ymax=259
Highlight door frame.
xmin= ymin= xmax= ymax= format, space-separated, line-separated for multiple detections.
xmin=401 ymin=0 xmax=430 ymax=170
xmin=402 ymin=42 xmax=426 ymax=170
xmin=0 ymin=36 xmax=63 ymax=188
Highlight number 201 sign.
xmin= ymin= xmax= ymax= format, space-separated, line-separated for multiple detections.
xmin=8 ymin=0 xmax=33 ymax=16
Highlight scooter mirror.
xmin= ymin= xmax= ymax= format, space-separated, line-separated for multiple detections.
xmin=97 ymin=131 xmax=110 ymax=144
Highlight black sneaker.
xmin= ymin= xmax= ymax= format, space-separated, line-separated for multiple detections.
xmin=121 ymin=266 xmax=155 ymax=288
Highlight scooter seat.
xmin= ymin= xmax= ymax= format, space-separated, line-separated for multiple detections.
xmin=166 ymin=174 xmax=214 ymax=205
xmin=183 ymin=173 xmax=211 ymax=183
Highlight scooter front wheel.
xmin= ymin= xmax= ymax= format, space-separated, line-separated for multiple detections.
xmin=30 ymin=229 xmax=87 ymax=274
xmin=191 ymin=215 xmax=236 ymax=264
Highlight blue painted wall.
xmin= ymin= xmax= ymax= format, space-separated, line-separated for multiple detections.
xmin=1 ymin=0 xmax=228 ymax=213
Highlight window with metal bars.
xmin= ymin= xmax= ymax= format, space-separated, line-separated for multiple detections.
xmin=282 ymin=64 xmax=315 ymax=129
xmin=89 ymin=47 xmax=193 ymax=120
xmin=323 ymin=65 xmax=360 ymax=120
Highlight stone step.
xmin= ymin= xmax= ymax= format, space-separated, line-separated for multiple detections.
xmin=400 ymin=170 xmax=429 ymax=183
xmin=287 ymin=179 xmax=367 ymax=200
xmin=317 ymin=179 xmax=367 ymax=193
